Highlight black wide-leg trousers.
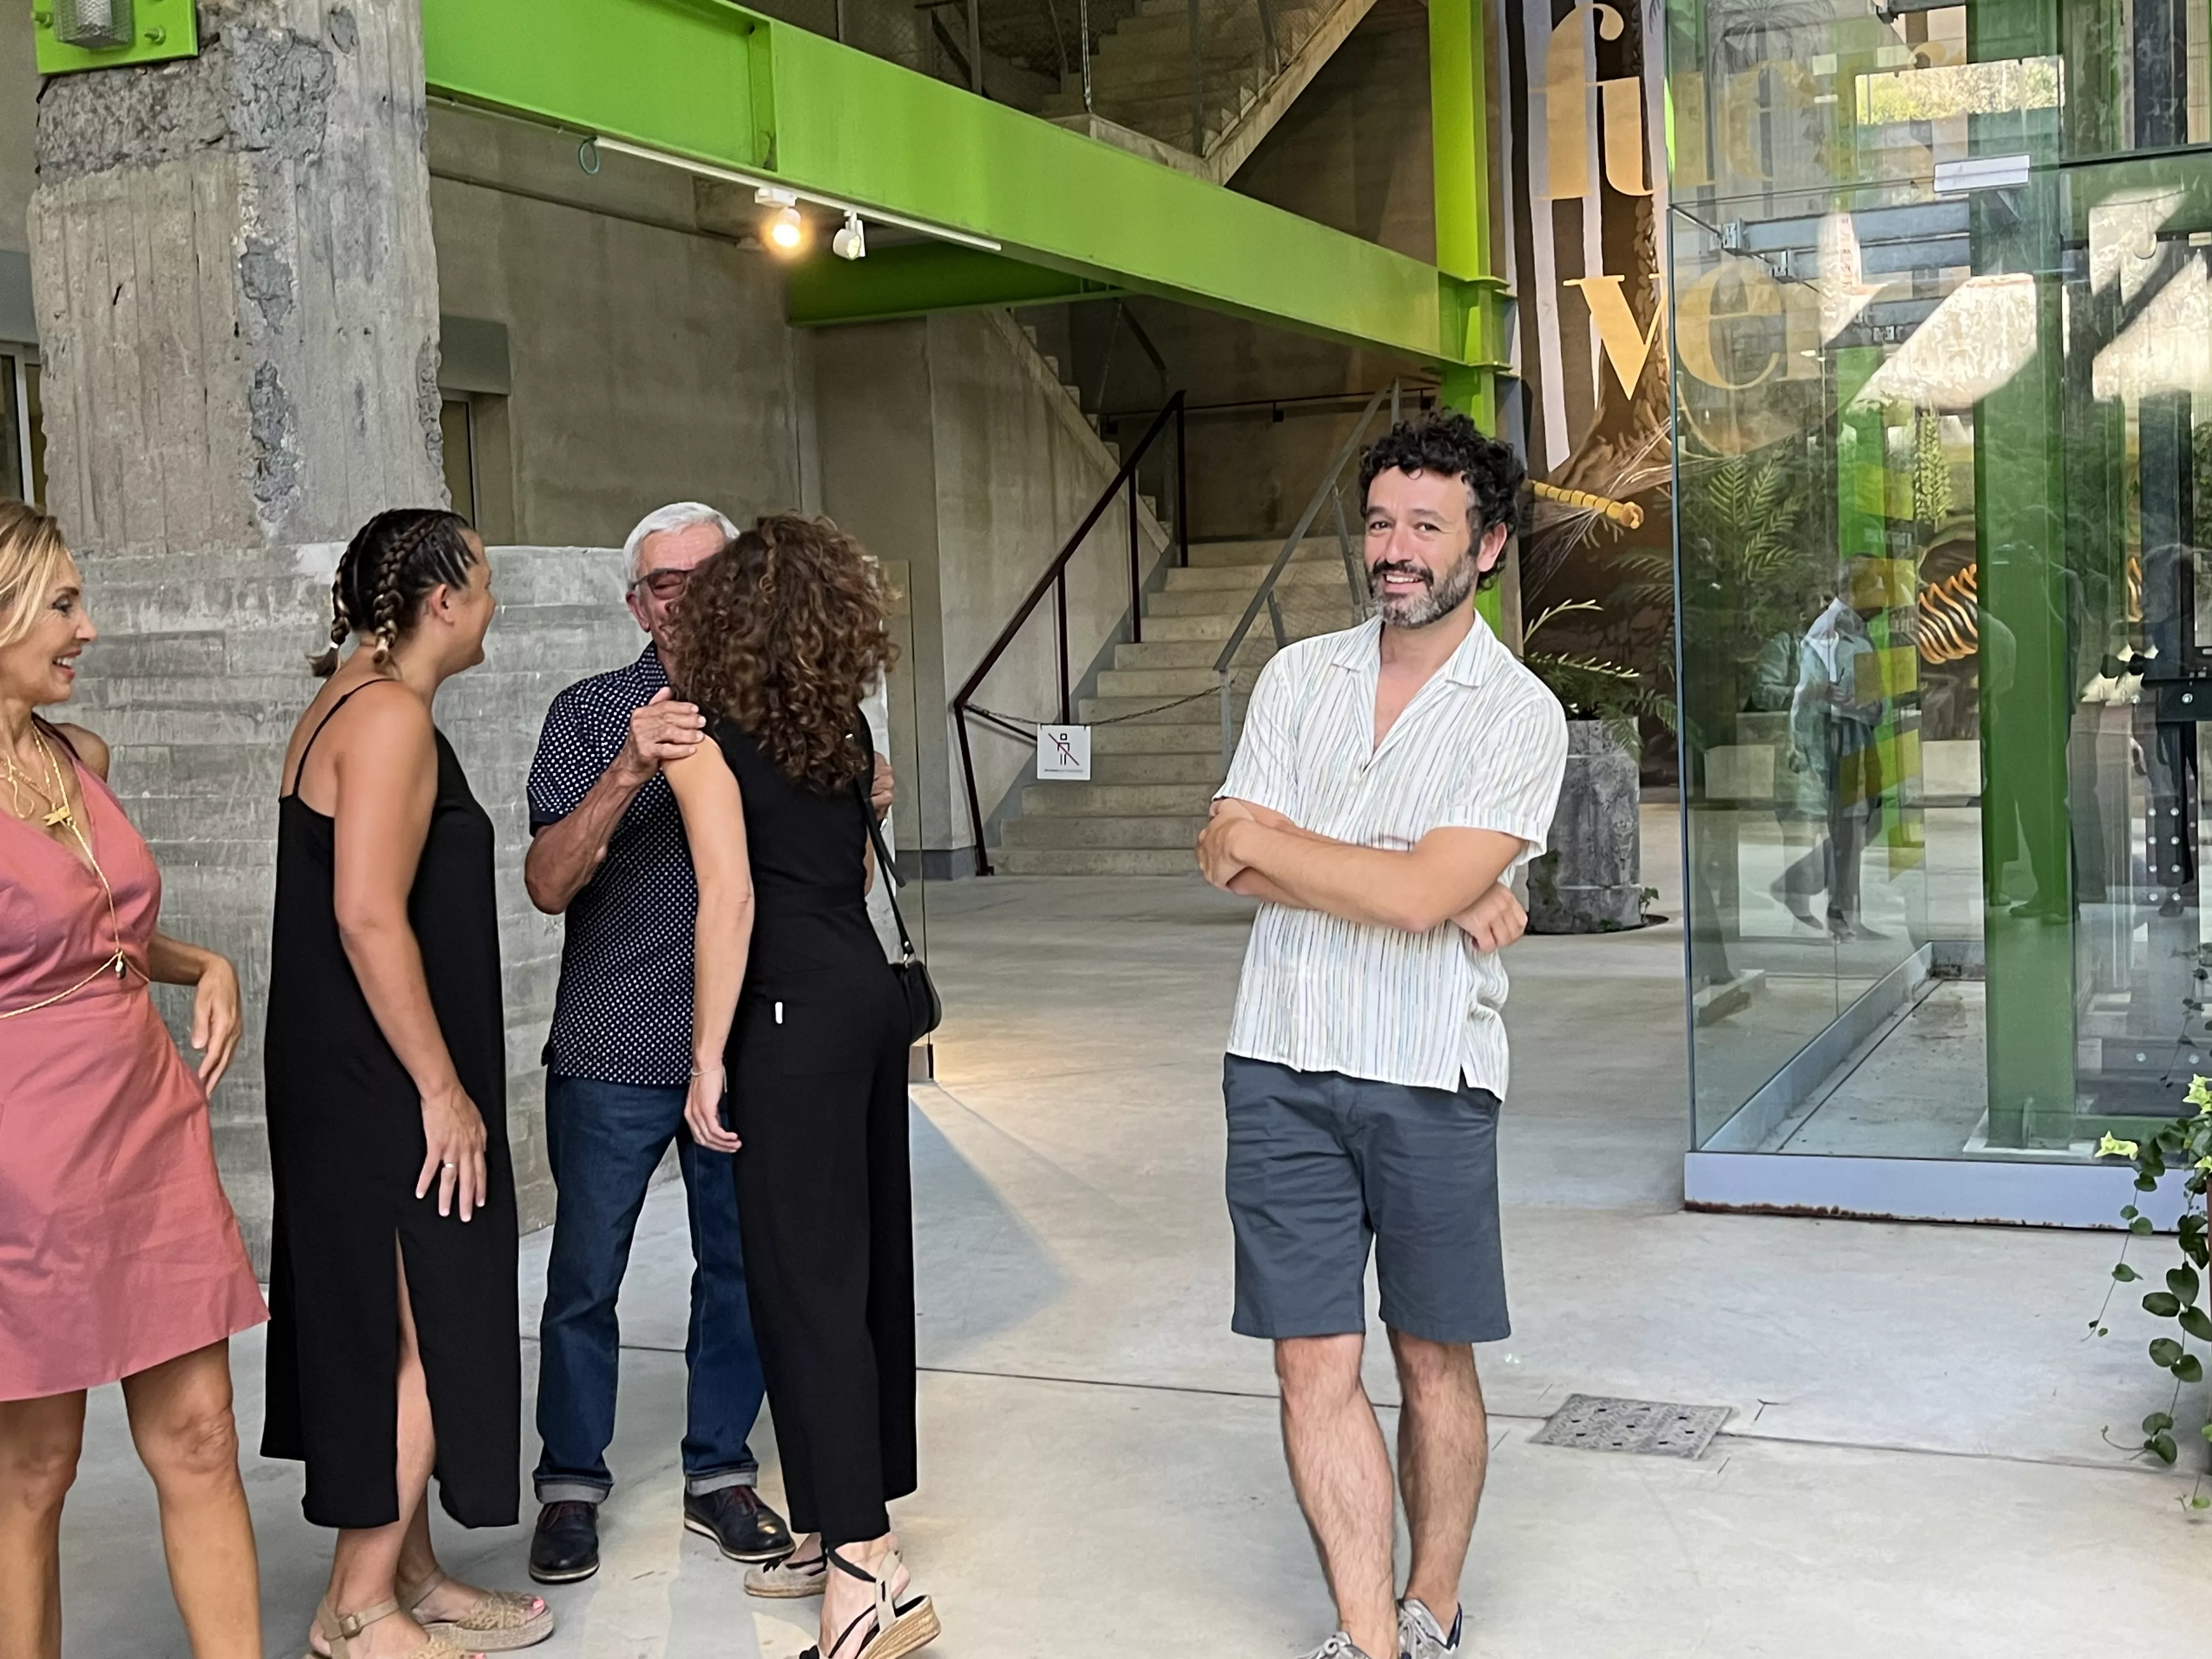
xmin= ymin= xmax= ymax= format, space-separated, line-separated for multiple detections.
xmin=726 ymin=952 xmax=918 ymax=1547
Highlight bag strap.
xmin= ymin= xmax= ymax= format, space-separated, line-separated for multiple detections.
xmin=850 ymin=763 xmax=919 ymax=965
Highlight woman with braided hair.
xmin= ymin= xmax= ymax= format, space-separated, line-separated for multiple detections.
xmin=266 ymin=509 xmax=552 ymax=1659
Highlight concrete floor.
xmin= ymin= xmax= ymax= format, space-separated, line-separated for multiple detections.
xmin=58 ymin=809 xmax=2212 ymax=1656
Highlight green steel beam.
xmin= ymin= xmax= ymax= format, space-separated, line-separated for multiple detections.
xmin=420 ymin=0 xmax=1491 ymax=364
xmin=1427 ymin=0 xmax=1506 ymax=426
xmin=1970 ymin=0 xmax=2074 ymax=1148
xmin=787 ymin=244 xmax=1122 ymax=326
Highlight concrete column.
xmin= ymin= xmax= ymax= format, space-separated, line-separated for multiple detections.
xmin=29 ymin=0 xmax=447 ymax=1262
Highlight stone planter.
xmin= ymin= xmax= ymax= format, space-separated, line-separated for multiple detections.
xmin=1527 ymin=720 xmax=1643 ymax=933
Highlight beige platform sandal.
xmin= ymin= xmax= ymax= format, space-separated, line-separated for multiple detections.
xmin=308 ymin=1595 xmax=478 ymax=1659
xmin=800 ymin=1545 xmax=940 ymax=1659
xmin=399 ymin=1571 xmax=556 ymax=1652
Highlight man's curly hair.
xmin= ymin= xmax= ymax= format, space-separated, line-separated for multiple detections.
xmin=665 ymin=514 xmax=899 ymax=792
xmin=1356 ymin=412 xmax=1529 ymax=590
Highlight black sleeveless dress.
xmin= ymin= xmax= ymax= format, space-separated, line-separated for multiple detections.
xmin=262 ymin=685 xmax=520 ymax=1530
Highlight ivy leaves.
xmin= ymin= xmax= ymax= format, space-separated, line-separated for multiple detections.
xmin=2094 ymin=1083 xmax=2212 ymax=1486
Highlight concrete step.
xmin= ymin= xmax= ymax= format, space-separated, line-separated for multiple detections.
xmin=1090 ymin=719 xmax=1237 ymax=755
xmin=1095 ymin=665 xmax=1257 ymax=698
xmin=1019 ymin=781 xmax=1220 ymax=816
xmin=1090 ymin=751 xmax=1228 ymax=784
xmin=1089 ymin=8 xmax=1272 ymax=46
xmin=1113 ymin=637 xmax=1272 ymax=670
xmin=1165 ymin=561 xmax=1348 ymax=592
xmin=1138 ymin=613 xmax=1241 ymax=641
xmin=1145 ymin=588 xmax=1290 ymax=618
xmin=992 ymin=847 xmax=1202 ymax=876
xmin=1081 ymin=692 xmax=1246 ymax=723
xmin=1000 ymin=813 xmax=1211 ymax=849
xmin=1185 ymin=536 xmax=1346 ymax=568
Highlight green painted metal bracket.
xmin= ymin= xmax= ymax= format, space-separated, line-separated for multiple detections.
xmin=33 ymin=0 xmax=197 ymax=74
xmin=788 ymin=243 xmax=1121 ymax=326
xmin=422 ymin=0 xmax=774 ymax=173
xmin=419 ymin=0 xmax=1492 ymax=365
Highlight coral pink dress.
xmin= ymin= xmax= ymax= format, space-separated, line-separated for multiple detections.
xmin=0 ymin=729 xmax=265 ymax=1400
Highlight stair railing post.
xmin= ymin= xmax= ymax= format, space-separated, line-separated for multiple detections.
xmin=956 ymin=706 xmax=992 ymax=877
xmin=1189 ymin=0 xmax=1204 ymax=154
xmin=1219 ymin=670 xmax=1233 ymax=772
xmin=967 ymin=0 xmax=985 ymax=93
xmin=1079 ymin=0 xmax=1094 ymax=111
xmin=1176 ymin=397 xmax=1189 ymax=568
xmin=1333 ymin=483 xmax=1367 ymax=619
xmin=1255 ymin=0 xmax=1279 ymax=76
xmin=1127 ymin=472 xmax=1143 ymax=645
xmin=1055 ymin=569 xmax=1071 ymax=724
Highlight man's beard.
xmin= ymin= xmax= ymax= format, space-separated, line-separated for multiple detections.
xmin=1369 ymin=547 xmax=1480 ymax=628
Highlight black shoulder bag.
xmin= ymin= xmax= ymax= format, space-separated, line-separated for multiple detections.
xmin=853 ymin=769 xmax=942 ymax=1044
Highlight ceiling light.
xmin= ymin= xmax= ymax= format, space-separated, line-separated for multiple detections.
xmin=765 ymin=205 xmax=805 ymax=254
xmin=832 ymin=211 xmax=867 ymax=261
xmin=754 ymin=186 xmax=798 ymax=208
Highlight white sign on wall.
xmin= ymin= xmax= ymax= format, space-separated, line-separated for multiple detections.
xmin=1037 ymin=724 xmax=1092 ymax=781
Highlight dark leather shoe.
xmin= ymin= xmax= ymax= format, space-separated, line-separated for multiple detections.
xmin=529 ymin=1499 xmax=601 ymax=1583
xmin=682 ymin=1485 xmax=793 ymax=1563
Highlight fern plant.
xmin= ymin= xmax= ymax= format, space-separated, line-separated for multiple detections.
xmin=1651 ymin=446 xmax=1825 ymax=749
xmin=1521 ymin=599 xmax=1674 ymax=753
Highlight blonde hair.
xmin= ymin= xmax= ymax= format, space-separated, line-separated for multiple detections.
xmin=0 ymin=500 xmax=72 ymax=653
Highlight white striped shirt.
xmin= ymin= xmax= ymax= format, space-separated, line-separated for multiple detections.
xmin=1218 ymin=613 xmax=1568 ymax=1096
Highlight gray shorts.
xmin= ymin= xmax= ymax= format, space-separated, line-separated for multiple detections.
xmin=1223 ymin=1055 xmax=1508 ymax=1345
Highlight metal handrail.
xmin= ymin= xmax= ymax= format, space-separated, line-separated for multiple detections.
xmin=952 ymin=390 xmax=1189 ymax=876
xmin=1211 ymin=379 xmax=1397 ymax=761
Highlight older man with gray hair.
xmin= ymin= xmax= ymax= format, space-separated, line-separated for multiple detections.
xmin=522 ymin=503 xmax=889 ymax=1584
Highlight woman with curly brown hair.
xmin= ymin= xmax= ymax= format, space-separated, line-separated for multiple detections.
xmin=661 ymin=514 xmax=937 ymax=1659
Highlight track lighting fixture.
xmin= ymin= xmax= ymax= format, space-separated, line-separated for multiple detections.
xmin=832 ymin=211 xmax=867 ymax=261
xmin=755 ymin=187 xmax=805 ymax=255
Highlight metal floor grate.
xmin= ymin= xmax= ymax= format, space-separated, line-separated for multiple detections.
xmin=1528 ymin=1394 xmax=1732 ymax=1460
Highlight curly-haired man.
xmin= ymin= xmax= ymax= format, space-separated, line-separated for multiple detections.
xmin=1198 ymin=414 xmax=1568 ymax=1659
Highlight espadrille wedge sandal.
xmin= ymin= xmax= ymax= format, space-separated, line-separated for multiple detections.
xmin=399 ymin=1571 xmax=555 ymax=1652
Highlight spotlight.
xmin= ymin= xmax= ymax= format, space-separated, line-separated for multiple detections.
xmin=832 ymin=211 xmax=867 ymax=261
xmin=754 ymin=187 xmax=805 ymax=255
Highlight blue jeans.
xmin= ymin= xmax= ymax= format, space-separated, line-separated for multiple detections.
xmin=534 ymin=1075 xmax=766 ymax=1502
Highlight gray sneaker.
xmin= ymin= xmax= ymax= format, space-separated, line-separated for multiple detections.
xmin=1398 ymin=1598 xmax=1463 ymax=1658
xmin=1301 ymin=1635 xmax=1384 ymax=1659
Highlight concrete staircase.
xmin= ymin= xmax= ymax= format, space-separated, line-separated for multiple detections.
xmin=1040 ymin=0 xmax=1384 ymax=182
xmin=994 ymin=536 xmax=1362 ymax=873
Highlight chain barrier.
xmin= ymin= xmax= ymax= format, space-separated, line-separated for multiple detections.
xmin=969 ymin=686 xmax=1217 ymax=737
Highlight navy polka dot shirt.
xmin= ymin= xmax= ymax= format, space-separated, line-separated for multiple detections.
xmin=529 ymin=646 xmax=697 ymax=1088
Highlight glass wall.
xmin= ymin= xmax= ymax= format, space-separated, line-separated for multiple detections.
xmin=1669 ymin=0 xmax=2212 ymax=1169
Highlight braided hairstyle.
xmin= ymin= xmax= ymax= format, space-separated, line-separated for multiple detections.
xmin=1356 ymin=413 xmax=1528 ymax=591
xmin=311 ymin=508 xmax=476 ymax=676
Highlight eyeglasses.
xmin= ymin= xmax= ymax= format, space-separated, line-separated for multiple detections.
xmin=631 ymin=568 xmax=692 ymax=602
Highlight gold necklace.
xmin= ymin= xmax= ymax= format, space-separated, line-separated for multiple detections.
xmin=0 ymin=725 xmax=133 ymax=1019
xmin=0 ymin=725 xmax=72 ymax=827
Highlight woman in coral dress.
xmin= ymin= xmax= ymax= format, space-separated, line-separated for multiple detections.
xmin=0 ymin=501 xmax=268 ymax=1658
